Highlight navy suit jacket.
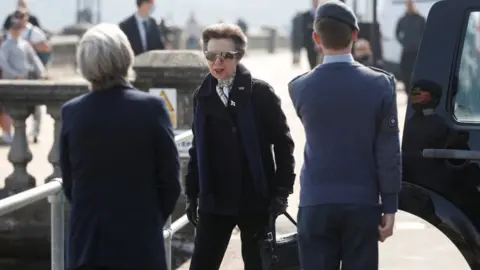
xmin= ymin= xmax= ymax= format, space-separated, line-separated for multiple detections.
xmin=60 ymin=84 xmax=180 ymax=270
xmin=119 ymin=15 xmax=165 ymax=56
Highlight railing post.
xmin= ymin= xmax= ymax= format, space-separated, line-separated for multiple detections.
xmin=4 ymin=105 xmax=35 ymax=192
xmin=46 ymin=105 xmax=62 ymax=182
xmin=48 ymin=191 xmax=65 ymax=270
xmin=164 ymin=216 xmax=172 ymax=270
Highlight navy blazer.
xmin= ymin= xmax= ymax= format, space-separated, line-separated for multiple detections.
xmin=119 ymin=15 xmax=165 ymax=56
xmin=60 ymin=84 xmax=180 ymax=270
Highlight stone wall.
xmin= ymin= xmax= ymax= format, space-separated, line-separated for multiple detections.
xmin=47 ymin=29 xmax=290 ymax=77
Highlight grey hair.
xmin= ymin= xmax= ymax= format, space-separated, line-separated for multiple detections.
xmin=76 ymin=23 xmax=135 ymax=91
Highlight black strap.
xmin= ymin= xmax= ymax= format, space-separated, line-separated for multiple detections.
xmin=266 ymin=211 xmax=297 ymax=244
xmin=269 ymin=211 xmax=296 ymax=229
xmin=264 ymin=211 xmax=297 ymax=265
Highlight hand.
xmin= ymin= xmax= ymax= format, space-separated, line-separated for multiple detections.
xmin=185 ymin=198 xmax=198 ymax=226
xmin=378 ymin=213 xmax=395 ymax=242
xmin=270 ymin=196 xmax=288 ymax=216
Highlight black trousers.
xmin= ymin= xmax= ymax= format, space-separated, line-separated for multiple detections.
xmin=298 ymin=204 xmax=381 ymax=270
xmin=400 ymin=50 xmax=418 ymax=93
xmin=189 ymin=211 xmax=268 ymax=270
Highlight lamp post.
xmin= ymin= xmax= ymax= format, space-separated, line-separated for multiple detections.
xmin=75 ymin=0 xmax=101 ymax=24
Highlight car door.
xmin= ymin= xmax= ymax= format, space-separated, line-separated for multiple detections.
xmin=402 ymin=0 xmax=480 ymax=268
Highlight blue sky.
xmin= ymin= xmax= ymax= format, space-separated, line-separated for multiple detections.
xmin=0 ymin=0 xmax=312 ymax=33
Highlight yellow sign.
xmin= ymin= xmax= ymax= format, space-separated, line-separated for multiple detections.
xmin=149 ymin=88 xmax=177 ymax=128
xmin=160 ymin=91 xmax=175 ymax=112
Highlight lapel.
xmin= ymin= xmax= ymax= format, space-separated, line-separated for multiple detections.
xmin=196 ymin=64 xmax=252 ymax=124
xmin=229 ymin=64 xmax=253 ymax=114
xmin=128 ymin=15 xmax=144 ymax=53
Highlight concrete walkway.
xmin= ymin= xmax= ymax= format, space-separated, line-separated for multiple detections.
xmin=0 ymin=50 xmax=470 ymax=270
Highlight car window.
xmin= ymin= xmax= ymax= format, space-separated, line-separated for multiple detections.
xmin=454 ymin=11 xmax=480 ymax=122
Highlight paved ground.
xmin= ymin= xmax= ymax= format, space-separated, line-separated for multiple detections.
xmin=0 ymin=50 xmax=471 ymax=269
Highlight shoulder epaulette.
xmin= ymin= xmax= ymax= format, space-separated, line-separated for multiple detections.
xmin=366 ymin=66 xmax=396 ymax=93
xmin=288 ymin=71 xmax=308 ymax=86
xmin=366 ymin=66 xmax=394 ymax=78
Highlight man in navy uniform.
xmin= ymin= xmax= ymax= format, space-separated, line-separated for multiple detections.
xmin=289 ymin=1 xmax=402 ymax=269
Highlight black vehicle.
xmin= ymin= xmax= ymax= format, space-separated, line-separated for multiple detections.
xmin=402 ymin=0 xmax=480 ymax=268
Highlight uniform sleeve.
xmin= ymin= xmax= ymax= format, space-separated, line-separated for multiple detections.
xmin=375 ymin=76 xmax=402 ymax=214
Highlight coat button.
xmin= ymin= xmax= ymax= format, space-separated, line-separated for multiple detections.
xmin=232 ymin=127 xmax=237 ymax=132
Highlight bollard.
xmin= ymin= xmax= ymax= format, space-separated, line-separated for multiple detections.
xmin=48 ymin=192 xmax=65 ymax=270
xmin=267 ymin=28 xmax=277 ymax=54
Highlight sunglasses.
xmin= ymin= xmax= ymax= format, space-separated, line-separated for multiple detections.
xmin=204 ymin=51 xmax=238 ymax=61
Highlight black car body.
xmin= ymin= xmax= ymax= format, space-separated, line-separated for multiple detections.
xmin=403 ymin=0 xmax=480 ymax=268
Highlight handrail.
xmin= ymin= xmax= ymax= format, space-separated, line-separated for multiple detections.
xmin=0 ymin=130 xmax=194 ymax=270
xmin=0 ymin=179 xmax=62 ymax=216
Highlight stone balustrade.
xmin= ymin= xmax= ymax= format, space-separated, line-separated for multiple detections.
xmin=47 ymin=26 xmax=290 ymax=75
xmin=0 ymin=79 xmax=89 ymax=193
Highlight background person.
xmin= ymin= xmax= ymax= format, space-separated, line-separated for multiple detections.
xmin=10 ymin=7 xmax=51 ymax=143
xmin=3 ymin=0 xmax=41 ymax=31
xmin=185 ymin=12 xmax=202 ymax=49
xmin=395 ymin=0 xmax=426 ymax=93
xmin=119 ymin=0 xmax=165 ymax=56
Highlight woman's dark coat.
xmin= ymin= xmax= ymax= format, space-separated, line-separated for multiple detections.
xmin=184 ymin=64 xmax=295 ymax=215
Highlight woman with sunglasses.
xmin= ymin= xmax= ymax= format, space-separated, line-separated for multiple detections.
xmin=184 ymin=23 xmax=295 ymax=270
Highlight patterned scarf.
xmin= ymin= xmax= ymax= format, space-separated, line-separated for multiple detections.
xmin=216 ymin=72 xmax=236 ymax=105
xmin=217 ymin=72 xmax=236 ymax=89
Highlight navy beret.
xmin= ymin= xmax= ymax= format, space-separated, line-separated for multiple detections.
xmin=315 ymin=0 xmax=359 ymax=30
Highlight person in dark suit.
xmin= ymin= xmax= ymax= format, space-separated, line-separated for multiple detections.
xmin=184 ymin=23 xmax=295 ymax=270
xmin=60 ymin=23 xmax=180 ymax=270
xmin=3 ymin=0 xmax=41 ymax=31
xmin=119 ymin=0 xmax=165 ymax=56
xmin=291 ymin=12 xmax=304 ymax=66
xmin=302 ymin=0 xmax=320 ymax=69
xmin=289 ymin=1 xmax=401 ymax=270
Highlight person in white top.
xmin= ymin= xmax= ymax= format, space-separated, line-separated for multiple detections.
xmin=8 ymin=8 xmax=50 ymax=143
xmin=185 ymin=12 xmax=202 ymax=49
xmin=21 ymin=22 xmax=51 ymax=63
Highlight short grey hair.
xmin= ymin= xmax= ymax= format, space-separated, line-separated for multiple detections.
xmin=76 ymin=23 xmax=135 ymax=91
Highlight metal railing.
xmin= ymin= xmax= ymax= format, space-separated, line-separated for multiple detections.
xmin=0 ymin=130 xmax=194 ymax=270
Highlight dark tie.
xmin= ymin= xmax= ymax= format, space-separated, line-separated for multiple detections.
xmin=143 ymin=21 xmax=149 ymax=50
xmin=143 ymin=20 xmax=149 ymax=33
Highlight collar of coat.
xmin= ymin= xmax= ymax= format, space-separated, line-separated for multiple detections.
xmin=197 ymin=63 xmax=252 ymax=97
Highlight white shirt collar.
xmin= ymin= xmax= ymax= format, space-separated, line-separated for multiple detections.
xmin=322 ymin=54 xmax=355 ymax=64
xmin=134 ymin=13 xmax=148 ymax=23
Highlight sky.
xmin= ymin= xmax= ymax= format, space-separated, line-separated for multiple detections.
xmin=0 ymin=0 xmax=313 ymax=33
